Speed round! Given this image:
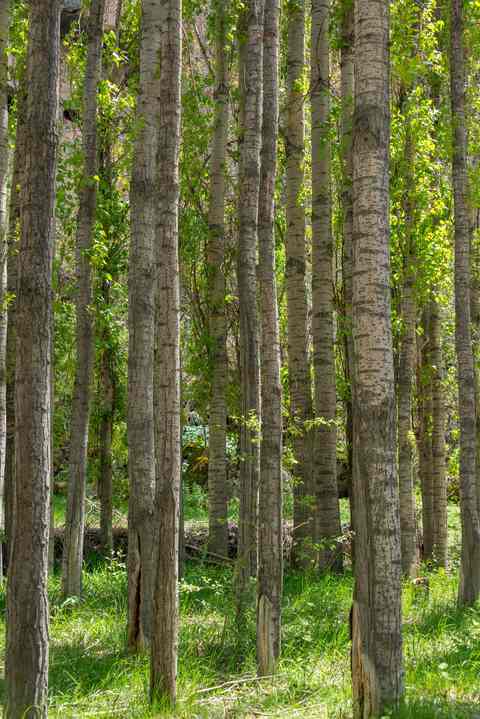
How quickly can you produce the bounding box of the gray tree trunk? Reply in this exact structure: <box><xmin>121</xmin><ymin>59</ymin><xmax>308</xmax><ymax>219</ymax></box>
<box><xmin>311</xmin><ymin>0</ymin><xmax>342</xmax><ymax>573</ymax></box>
<box><xmin>5</xmin><ymin>1</ymin><xmax>61</xmax><ymax>715</ymax></box>
<box><xmin>257</xmin><ymin>0</ymin><xmax>282</xmax><ymax>678</ymax></box>
<box><xmin>207</xmin><ymin>0</ymin><xmax>229</xmax><ymax>560</ymax></box>
<box><xmin>350</xmin><ymin>1</ymin><xmax>404</xmax><ymax>716</ymax></box>
<box><xmin>98</xmin><ymin>281</ymin><xmax>115</xmax><ymax>556</ymax></box>
<box><xmin>235</xmin><ymin>0</ymin><xmax>264</xmax><ymax>618</ymax></box>
<box><xmin>150</xmin><ymin>0</ymin><xmax>182</xmax><ymax>705</ymax></box>
<box><xmin>127</xmin><ymin>0</ymin><xmax>161</xmax><ymax>652</ymax></box>
<box><xmin>285</xmin><ymin>0</ymin><xmax>314</xmax><ymax>568</ymax></box>
<box><xmin>62</xmin><ymin>0</ymin><xmax>106</xmax><ymax>599</ymax></box>
<box><xmin>450</xmin><ymin>0</ymin><xmax>480</xmax><ymax>606</ymax></box>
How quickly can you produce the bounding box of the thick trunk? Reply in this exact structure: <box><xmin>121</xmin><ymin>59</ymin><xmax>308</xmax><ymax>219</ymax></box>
<box><xmin>207</xmin><ymin>0</ymin><xmax>229</xmax><ymax>560</ymax></box>
<box><xmin>285</xmin><ymin>0</ymin><xmax>314</xmax><ymax>568</ymax></box>
<box><xmin>150</xmin><ymin>0</ymin><xmax>182</xmax><ymax>705</ymax></box>
<box><xmin>450</xmin><ymin>0</ymin><xmax>480</xmax><ymax>606</ymax></box>
<box><xmin>127</xmin><ymin>0</ymin><xmax>161</xmax><ymax>652</ymax></box>
<box><xmin>62</xmin><ymin>0</ymin><xmax>105</xmax><ymax>598</ymax></box>
<box><xmin>311</xmin><ymin>0</ymin><xmax>342</xmax><ymax>573</ymax></box>
<box><xmin>235</xmin><ymin>0</ymin><xmax>264</xmax><ymax>617</ymax></box>
<box><xmin>257</xmin><ymin>0</ymin><xmax>282</xmax><ymax>677</ymax></box>
<box><xmin>5</xmin><ymin>1</ymin><xmax>60</xmax><ymax>715</ymax></box>
<box><xmin>397</xmin><ymin>121</ymin><xmax>418</xmax><ymax>577</ymax></box>
<box><xmin>417</xmin><ymin>311</ymin><xmax>434</xmax><ymax>561</ymax></box>
<box><xmin>351</xmin><ymin>1</ymin><xmax>404</xmax><ymax>716</ymax></box>
<box><xmin>430</xmin><ymin>297</ymin><xmax>448</xmax><ymax>567</ymax></box>
<box><xmin>0</xmin><ymin>0</ymin><xmax>10</xmax><ymax>580</ymax></box>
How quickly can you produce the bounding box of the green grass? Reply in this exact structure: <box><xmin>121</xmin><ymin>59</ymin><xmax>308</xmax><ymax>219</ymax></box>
<box><xmin>0</xmin><ymin>547</ymin><xmax>479</xmax><ymax>718</ymax></box>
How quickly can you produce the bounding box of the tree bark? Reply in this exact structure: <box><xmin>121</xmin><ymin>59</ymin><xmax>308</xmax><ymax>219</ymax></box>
<box><xmin>417</xmin><ymin>310</ymin><xmax>434</xmax><ymax>561</ymax></box>
<box><xmin>351</xmin><ymin>1</ymin><xmax>404</xmax><ymax>716</ymax></box>
<box><xmin>0</xmin><ymin>0</ymin><xmax>10</xmax><ymax>580</ymax></box>
<box><xmin>430</xmin><ymin>297</ymin><xmax>448</xmax><ymax>567</ymax></box>
<box><xmin>235</xmin><ymin>0</ymin><xmax>264</xmax><ymax>618</ymax></box>
<box><xmin>98</xmin><ymin>281</ymin><xmax>115</xmax><ymax>556</ymax></box>
<box><xmin>207</xmin><ymin>0</ymin><xmax>229</xmax><ymax>560</ymax></box>
<box><xmin>311</xmin><ymin>0</ymin><xmax>342</xmax><ymax>573</ymax></box>
<box><xmin>257</xmin><ymin>0</ymin><xmax>282</xmax><ymax>678</ymax></box>
<box><xmin>127</xmin><ymin>0</ymin><xmax>161</xmax><ymax>652</ymax></box>
<box><xmin>397</xmin><ymin>118</ymin><xmax>418</xmax><ymax>577</ymax></box>
<box><xmin>5</xmin><ymin>1</ymin><xmax>61</xmax><ymax>715</ymax></box>
<box><xmin>150</xmin><ymin>0</ymin><xmax>182</xmax><ymax>706</ymax></box>
<box><xmin>450</xmin><ymin>0</ymin><xmax>480</xmax><ymax>606</ymax></box>
<box><xmin>62</xmin><ymin>0</ymin><xmax>106</xmax><ymax>599</ymax></box>
<box><xmin>285</xmin><ymin>0</ymin><xmax>314</xmax><ymax>568</ymax></box>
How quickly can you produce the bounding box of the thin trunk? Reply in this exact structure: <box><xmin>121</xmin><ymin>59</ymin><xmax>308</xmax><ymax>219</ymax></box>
<box><xmin>311</xmin><ymin>0</ymin><xmax>342</xmax><ymax>573</ymax></box>
<box><xmin>4</xmin><ymin>80</ymin><xmax>26</xmax><ymax>573</ymax></box>
<box><xmin>285</xmin><ymin>0</ymin><xmax>314</xmax><ymax>568</ymax></box>
<box><xmin>62</xmin><ymin>0</ymin><xmax>106</xmax><ymax>598</ymax></box>
<box><xmin>235</xmin><ymin>0</ymin><xmax>264</xmax><ymax>619</ymax></box>
<box><xmin>257</xmin><ymin>0</ymin><xmax>282</xmax><ymax>677</ymax></box>
<box><xmin>127</xmin><ymin>0</ymin><xmax>161</xmax><ymax>652</ymax></box>
<box><xmin>417</xmin><ymin>310</ymin><xmax>434</xmax><ymax>561</ymax></box>
<box><xmin>450</xmin><ymin>0</ymin><xmax>480</xmax><ymax>606</ymax></box>
<box><xmin>0</xmin><ymin>0</ymin><xmax>10</xmax><ymax>580</ymax></box>
<box><xmin>98</xmin><ymin>282</ymin><xmax>115</xmax><ymax>556</ymax></box>
<box><xmin>340</xmin><ymin>0</ymin><xmax>354</xmax><ymax>523</ymax></box>
<box><xmin>430</xmin><ymin>297</ymin><xmax>448</xmax><ymax>567</ymax></box>
<box><xmin>351</xmin><ymin>1</ymin><xmax>404</xmax><ymax>716</ymax></box>
<box><xmin>397</xmin><ymin>119</ymin><xmax>418</xmax><ymax>577</ymax></box>
<box><xmin>5</xmin><ymin>1</ymin><xmax>60</xmax><ymax>715</ymax></box>
<box><xmin>150</xmin><ymin>0</ymin><xmax>182</xmax><ymax>705</ymax></box>
<box><xmin>207</xmin><ymin>0</ymin><xmax>229</xmax><ymax>560</ymax></box>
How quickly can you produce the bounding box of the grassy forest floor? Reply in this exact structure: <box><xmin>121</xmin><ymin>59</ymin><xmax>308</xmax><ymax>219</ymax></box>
<box><xmin>0</xmin><ymin>504</ymin><xmax>479</xmax><ymax>718</ymax></box>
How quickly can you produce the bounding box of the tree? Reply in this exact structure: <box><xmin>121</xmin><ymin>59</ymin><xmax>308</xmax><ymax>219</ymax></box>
<box><xmin>430</xmin><ymin>296</ymin><xmax>448</xmax><ymax>567</ymax></box>
<box><xmin>397</xmin><ymin>106</ymin><xmax>418</xmax><ymax>578</ymax></box>
<box><xmin>235</xmin><ymin>0</ymin><xmax>264</xmax><ymax>613</ymax></box>
<box><xmin>417</xmin><ymin>308</ymin><xmax>434</xmax><ymax>561</ymax></box>
<box><xmin>257</xmin><ymin>0</ymin><xmax>282</xmax><ymax>677</ymax></box>
<box><xmin>450</xmin><ymin>0</ymin><xmax>480</xmax><ymax>606</ymax></box>
<box><xmin>207</xmin><ymin>0</ymin><xmax>229</xmax><ymax>560</ymax></box>
<box><xmin>127</xmin><ymin>0</ymin><xmax>162</xmax><ymax>651</ymax></box>
<box><xmin>62</xmin><ymin>0</ymin><xmax>106</xmax><ymax>598</ymax></box>
<box><xmin>150</xmin><ymin>0</ymin><xmax>182</xmax><ymax>704</ymax></box>
<box><xmin>311</xmin><ymin>0</ymin><xmax>342</xmax><ymax>572</ymax></box>
<box><xmin>350</xmin><ymin>1</ymin><xmax>404</xmax><ymax>715</ymax></box>
<box><xmin>5</xmin><ymin>1</ymin><xmax>61</xmax><ymax>715</ymax></box>
<box><xmin>0</xmin><ymin>0</ymin><xmax>10</xmax><ymax>580</ymax></box>
<box><xmin>285</xmin><ymin>0</ymin><xmax>314</xmax><ymax>568</ymax></box>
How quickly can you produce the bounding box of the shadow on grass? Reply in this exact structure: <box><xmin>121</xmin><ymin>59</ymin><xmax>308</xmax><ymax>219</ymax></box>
<box><xmin>394</xmin><ymin>698</ymin><xmax>480</xmax><ymax>718</ymax></box>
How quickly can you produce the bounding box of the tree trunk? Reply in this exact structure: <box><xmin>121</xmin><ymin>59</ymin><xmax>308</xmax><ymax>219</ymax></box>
<box><xmin>450</xmin><ymin>0</ymin><xmax>480</xmax><ymax>606</ymax></box>
<box><xmin>351</xmin><ymin>1</ymin><xmax>404</xmax><ymax>716</ymax></box>
<box><xmin>285</xmin><ymin>0</ymin><xmax>314</xmax><ymax>568</ymax></box>
<box><xmin>311</xmin><ymin>0</ymin><xmax>342</xmax><ymax>573</ymax></box>
<box><xmin>207</xmin><ymin>0</ymin><xmax>229</xmax><ymax>560</ymax></box>
<box><xmin>127</xmin><ymin>0</ymin><xmax>161</xmax><ymax>652</ymax></box>
<box><xmin>0</xmin><ymin>0</ymin><xmax>10</xmax><ymax>580</ymax></box>
<box><xmin>4</xmin><ymin>79</ymin><xmax>26</xmax><ymax>574</ymax></box>
<box><xmin>62</xmin><ymin>0</ymin><xmax>105</xmax><ymax>599</ymax></box>
<box><xmin>235</xmin><ymin>0</ymin><xmax>264</xmax><ymax>619</ymax></box>
<box><xmin>257</xmin><ymin>0</ymin><xmax>282</xmax><ymax>678</ymax></box>
<box><xmin>397</xmin><ymin>119</ymin><xmax>418</xmax><ymax>577</ymax></box>
<box><xmin>98</xmin><ymin>281</ymin><xmax>115</xmax><ymax>556</ymax></box>
<box><xmin>150</xmin><ymin>0</ymin><xmax>182</xmax><ymax>705</ymax></box>
<box><xmin>5</xmin><ymin>1</ymin><xmax>61</xmax><ymax>715</ymax></box>
<box><xmin>340</xmin><ymin>0</ymin><xmax>354</xmax><ymax>525</ymax></box>
<box><xmin>417</xmin><ymin>310</ymin><xmax>434</xmax><ymax>561</ymax></box>
<box><xmin>430</xmin><ymin>297</ymin><xmax>448</xmax><ymax>567</ymax></box>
